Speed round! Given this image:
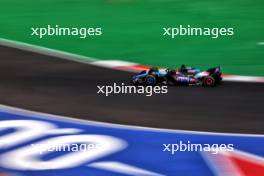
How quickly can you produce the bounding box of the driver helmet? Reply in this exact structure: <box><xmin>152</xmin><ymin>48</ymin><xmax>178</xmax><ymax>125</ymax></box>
<box><xmin>148</xmin><ymin>67</ymin><xmax>159</xmax><ymax>74</ymax></box>
<box><xmin>180</xmin><ymin>64</ymin><xmax>188</xmax><ymax>72</ymax></box>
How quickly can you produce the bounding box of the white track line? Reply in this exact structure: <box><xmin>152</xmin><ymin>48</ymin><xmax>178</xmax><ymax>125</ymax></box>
<box><xmin>0</xmin><ymin>104</ymin><xmax>263</xmax><ymax>137</ymax></box>
<box><xmin>223</xmin><ymin>75</ymin><xmax>264</xmax><ymax>83</ymax></box>
<box><xmin>0</xmin><ymin>38</ymin><xmax>97</xmax><ymax>64</ymax></box>
<box><xmin>0</xmin><ymin>38</ymin><xmax>140</xmax><ymax>72</ymax></box>
<box><xmin>0</xmin><ymin>38</ymin><xmax>264</xmax><ymax>83</ymax></box>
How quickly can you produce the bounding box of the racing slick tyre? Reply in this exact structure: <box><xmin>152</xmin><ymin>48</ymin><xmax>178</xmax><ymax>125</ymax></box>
<box><xmin>203</xmin><ymin>76</ymin><xmax>215</xmax><ymax>87</ymax></box>
<box><xmin>145</xmin><ymin>75</ymin><xmax>157</xmax><ymax>86</ymax></box>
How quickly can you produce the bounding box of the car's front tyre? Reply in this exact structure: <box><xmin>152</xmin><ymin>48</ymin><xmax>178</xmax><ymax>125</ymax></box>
<box><xmin>145</xmin><ymin>75</ymin><xmax>157</xmax><ymax>86</ymax></box>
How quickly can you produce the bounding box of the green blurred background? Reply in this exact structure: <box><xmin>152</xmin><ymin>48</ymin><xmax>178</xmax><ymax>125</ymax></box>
<box><xmin>0</xmin><ymin>0</ymin><xmax>263</xmax><ymax>75</ymax></box>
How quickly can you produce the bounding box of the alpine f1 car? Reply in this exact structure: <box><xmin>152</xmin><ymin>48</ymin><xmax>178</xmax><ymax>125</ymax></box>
<box><xmin>131</xmin><ymin>65</ymin><xmax>222</xmax><ymax>87</ymax></box>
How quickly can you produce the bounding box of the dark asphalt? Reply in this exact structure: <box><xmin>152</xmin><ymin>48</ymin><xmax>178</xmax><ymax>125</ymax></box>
<box><xmin>0</xmin><ymin>45</ymin><xmax>263</xmax><ymax>133</ymax></box>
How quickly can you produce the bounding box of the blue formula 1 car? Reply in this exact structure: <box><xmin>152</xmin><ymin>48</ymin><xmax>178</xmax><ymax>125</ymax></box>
<box><xmin>131</xmin><ymin>65</ymin><xmax>222</xmax><ymax>87</ymax></box>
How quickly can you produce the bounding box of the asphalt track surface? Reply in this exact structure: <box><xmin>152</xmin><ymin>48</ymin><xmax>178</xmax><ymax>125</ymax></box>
<box><xmin>0</xmin><ymin>45</ymin><xmax>263</xmax><ymax>134</ymax></box>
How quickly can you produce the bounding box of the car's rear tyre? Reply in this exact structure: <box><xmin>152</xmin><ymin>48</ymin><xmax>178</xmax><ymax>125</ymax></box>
<box><xmin>145</xmin><ymin>75</ymin><xmax>157</xmax><ymax>86</ymax></box>
<box><xmin>203</xmin><ymin>76</ymin><xmax>215</xmax><ymax>87</ymax></box>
